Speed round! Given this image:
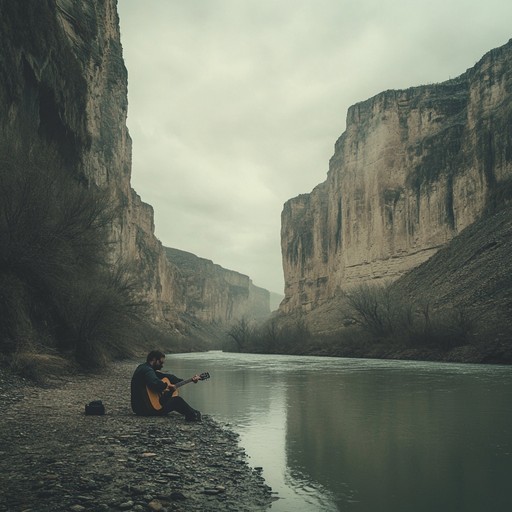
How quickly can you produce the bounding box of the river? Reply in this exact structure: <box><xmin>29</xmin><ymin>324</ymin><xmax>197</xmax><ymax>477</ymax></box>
<box><xmin>167</xmin><ymin>351</ymin><xmax>512</xmax><ymax>511</ymax></box>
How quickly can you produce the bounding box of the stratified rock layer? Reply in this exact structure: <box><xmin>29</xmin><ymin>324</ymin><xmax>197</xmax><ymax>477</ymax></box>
<box><xmin>281</xmin><ymin>40</ymin><xmax>512</xmax><ymax>315</ymax></box>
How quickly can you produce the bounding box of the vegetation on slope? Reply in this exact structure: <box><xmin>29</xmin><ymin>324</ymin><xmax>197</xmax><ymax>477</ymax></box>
<box><xmin>0</xmin><ymin>134</ymin><xmax>153</xmax><ymax>373</ymax></box>
<box><xmin>232</xmin><ymin>200</ymin><xmax>512</xmax><ymax>364</ymax></box>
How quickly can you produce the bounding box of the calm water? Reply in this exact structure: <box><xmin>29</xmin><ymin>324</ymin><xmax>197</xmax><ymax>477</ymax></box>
<box><xmin>167</xmin><ymin>352</ymin><xmax>512</xmax><ymax>511</ymax></box>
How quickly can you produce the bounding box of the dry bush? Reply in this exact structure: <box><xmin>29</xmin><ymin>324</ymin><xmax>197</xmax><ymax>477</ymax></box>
<box><xmin>227</xmin><ymin>317</ymin><xmax>254</xmax><ymax>352</ymax></box>
<box><xmin>343</xmin><ymin>283</ymin><xmax>476</xmax><ymax>350</ymax></box>
<box><xmin>10</xmin><ymin>351</ymin><xmax>74</xmax><ymax>385</ymax></box>
<box><xmin>343</xmin><ymin>282</ymin><xmax>414</xmax><ymax>338</ymax></box>
<box><xmin>0</xmin><ymin>131</ymin><xmax>150</xmax><ymax>369</ymax></box>
<box><xmin>60</xmin><ymin>263</ymin><xmax>149</xmax><ymax>367</ymax></box>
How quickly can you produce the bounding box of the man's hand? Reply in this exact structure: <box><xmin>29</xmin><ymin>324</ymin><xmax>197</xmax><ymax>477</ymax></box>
<box><xmin>192</xmin><ymin>374</ymin><xmax>200</xmax><ymax>383</ymax></box>
<box><xmin>163</xmin><ymin>382</ymin><xmax>176</xmax><ymax>393</ymax></box>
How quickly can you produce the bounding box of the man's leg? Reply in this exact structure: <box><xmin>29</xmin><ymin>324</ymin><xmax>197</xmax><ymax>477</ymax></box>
<box><xmin>162</xmin><ymin>396</ymin><xmax>201</xmax><ymax>421</ymax></box>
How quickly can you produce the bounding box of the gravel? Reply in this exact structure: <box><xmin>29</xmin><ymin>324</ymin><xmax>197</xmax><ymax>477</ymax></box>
<box><xmin>0</xmin><ymin>362</ymin><xmax>275</xmax><ymax>512</ymax></box>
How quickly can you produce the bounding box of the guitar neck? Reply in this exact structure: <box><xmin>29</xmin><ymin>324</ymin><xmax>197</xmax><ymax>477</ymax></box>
<box><xmin>165</xmin><ymin>372</ymin><xmax>209</xmax><ymax>391</ymax></box>
<box><xmin>174</xmin><ymin>377</ymin><xmax>195</xmax><ymax>389</ymax></box>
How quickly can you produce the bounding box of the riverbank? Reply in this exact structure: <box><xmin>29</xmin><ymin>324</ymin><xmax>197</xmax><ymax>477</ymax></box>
<box><xmin>299</xmin><ymin>339</ymin><xmax>512</xmax><ymax>365</ymax></box>
<box><xmin>0</xmin><ymin>362</ymin><xmax>275</xmax><ymax>512</ymax></box>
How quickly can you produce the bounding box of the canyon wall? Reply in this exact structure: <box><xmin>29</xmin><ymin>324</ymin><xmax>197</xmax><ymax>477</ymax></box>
<box><xmin>281</xmin><ymin>39</ymin><xmax>512</xmax><ymax>315</ymax></box>
<box><xmin>0</xmin><ymin>0</ymin><xmax>268</xmax><ymax>334</ymax></box>
<box><xmin>165</xmin><ymin>248</ymin><xmax>270</xmax><ymax>324</ymax></box>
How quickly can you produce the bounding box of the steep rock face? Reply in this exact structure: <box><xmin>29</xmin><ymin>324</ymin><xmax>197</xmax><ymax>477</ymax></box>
<box><xmin>54</xmin><ymin>0</ymin><xmax>187</xmax><ymax>323</ymax></box>
<box><xmin>0</xmin><ymin>0</ymin><xmax>269</xmax><ymax>332</ymax></box>
<box><xmin>165</xmin><ymin>248</ymin><xmax>270</xmax><ymax>324</ymax></box>
<box><xmin>281</xmin><ymin>40</ymin><xmax>512</xmax><ymax>315</ymax></box>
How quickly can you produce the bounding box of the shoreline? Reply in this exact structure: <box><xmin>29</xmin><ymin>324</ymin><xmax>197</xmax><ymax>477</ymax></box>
<box><xmin>0</xmin><ymin>362</ymin><xmax>275</xmax><ymax>512</ymax></box>
<box><xmin>293</xmin><ymin>339</ymin><xmax>512</xmax><ymax>365</ymax></box>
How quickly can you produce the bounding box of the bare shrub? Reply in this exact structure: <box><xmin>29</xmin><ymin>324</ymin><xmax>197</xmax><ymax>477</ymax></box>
<box><xmin>343</xmin><ymin>282</ymin><xmax>414</xmax><ymax>338</ymax></box>
<box><xmin>279</xmin><ymin>314</ymin><xmax>311</xmax><ymax>353</ymax></box>
<box><xmin>253</xmin><ymin>314</ymin><xmax>311</xmax><ymax>354</ymax></box>
<box><xmin>343</xmin><ymin>283</ymin><xmax>476</xmax><ymax>351</ymax></box>
<box><xmin>411</xmin><ymin>305</ymin><xmax>475</xmax><ymax>349</ymax></box>
<box><xmin>59</xmin><ymin>262</ymin><xmax>149</xmax><ymax>367</ymax></box>
<box><xmin>227</xmin><ymin>317</ymin><xmax>254</xmax><ymax>352</ymax></box>
<box><xmin>0</xmin><ymin>132</ymin><xmax>149</xmax><ymax>369</ymax></box>
<box><xmin>246</xmin><ymin>317</ymin><xmax>282</xmax><ymax>353</ymax></box>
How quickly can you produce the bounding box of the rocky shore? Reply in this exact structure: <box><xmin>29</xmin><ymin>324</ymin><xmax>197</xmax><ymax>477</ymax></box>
<box><xmin>0</xmin><ymin>362</ymin><xmax>275</xmax><ymax>512</ymax></box>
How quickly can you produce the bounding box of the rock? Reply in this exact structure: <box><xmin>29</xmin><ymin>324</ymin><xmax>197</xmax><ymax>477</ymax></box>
<box><xmin>203</xmin><ymin>488</ymin><xmax>221</xmax><ymax>495</ymax></box>
<box><xmin>170</xmin><ymin>491</ymin><xmax>187</xmax><ymax>501</ymax></box>
<box><xmin>118</xmin><ymin>500</ymin><xmax>134</xmax><ymax>510</ymax></box>
<box><xmin>147</xmin><ymin>500</ymin><xmax>163</xmax><ymax>511</ymax></box>
<box><xmin>126</xmin><ymin>485</ymin><xmax>146</xmax><ymax>495</ymax></box>
<box><xmin>162</xmin><ymin>472</ymin><xmax>180</xmax><ymax>480</ymax></box>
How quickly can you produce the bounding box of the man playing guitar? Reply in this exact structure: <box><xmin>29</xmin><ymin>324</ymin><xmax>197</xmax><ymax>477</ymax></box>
<box><xmin>131</xmin><ymin>350</ymin><xmax>203</xmax><ymax>421</ymax></box>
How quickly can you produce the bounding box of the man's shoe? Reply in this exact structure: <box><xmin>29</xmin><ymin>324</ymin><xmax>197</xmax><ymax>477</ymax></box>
<box><xmin>186</xmin><ymin>410</ymin><xmax>202</xmax><ymax>422</ymax></box>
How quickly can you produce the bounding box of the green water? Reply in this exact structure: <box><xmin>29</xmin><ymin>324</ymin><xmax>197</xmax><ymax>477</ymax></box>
<box><xmin>168</xmin><ymin>352</ymin><xmax>512</xmax><ymax>511</ymax></box>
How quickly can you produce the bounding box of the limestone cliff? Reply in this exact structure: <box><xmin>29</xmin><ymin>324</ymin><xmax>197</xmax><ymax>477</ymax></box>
<box><xmin>0</xmin><ymin>0</ymin><xmax>269</xmax><ymax>336</ymax></box>
<box><xmin>165</xmin><ymin>248</ymin><xmax>270</xmax><ymax>324</ymax></box>
<box><xmin>281</xmin><ymin>39</ymin><xmax>512</xmax><ymax>317</ymax></box>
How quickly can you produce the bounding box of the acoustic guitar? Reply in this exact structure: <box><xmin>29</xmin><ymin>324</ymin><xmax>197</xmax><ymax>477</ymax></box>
<box><xmin>146</xmin><ymin>372</ymin><xmax>210</xmax><ymax>411</ymax></box>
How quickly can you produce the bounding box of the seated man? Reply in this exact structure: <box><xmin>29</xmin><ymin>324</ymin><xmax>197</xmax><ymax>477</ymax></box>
<box><xmin>130</xmin><ymin>350</ymin><xmax>202</xmax><ymax>421</ymax></box>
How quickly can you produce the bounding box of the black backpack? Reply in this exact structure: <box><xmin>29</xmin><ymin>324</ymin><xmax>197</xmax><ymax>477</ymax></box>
<box><xmin>85</xmin><ymin>400</ymin><xmax>105</xmax><ymax>415</ymax></box>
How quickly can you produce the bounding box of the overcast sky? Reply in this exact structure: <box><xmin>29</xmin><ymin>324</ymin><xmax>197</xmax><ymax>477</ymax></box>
<box><xmin>117</xmin><ymin>0</ymin><xmax>511</xmax><ymax>294</ymax></box>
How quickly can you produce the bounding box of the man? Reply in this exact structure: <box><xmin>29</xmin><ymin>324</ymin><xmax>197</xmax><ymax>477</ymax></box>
<box><xmin>131</xmin><ymin>350</ymin><xmax>202</xmax><ymax>421</ymax></box>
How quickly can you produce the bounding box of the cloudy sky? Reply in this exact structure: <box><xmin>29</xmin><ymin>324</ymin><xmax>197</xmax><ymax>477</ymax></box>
<box><xmin>117</xmin><ymin>0</ymin><xmax>511</xmax><ymax>294</ymax></box>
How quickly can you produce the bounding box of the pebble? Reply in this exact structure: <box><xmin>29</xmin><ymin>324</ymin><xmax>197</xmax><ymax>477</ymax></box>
<box><xmin>147</xmin><ymin>500</ymin><xmax>164</xmax><ymax>511</ymax></box>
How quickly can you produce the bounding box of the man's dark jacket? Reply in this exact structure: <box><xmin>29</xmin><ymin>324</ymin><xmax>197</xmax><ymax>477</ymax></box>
<box><xmin>130</xmin><ymin>362</ymin><xmax>182</xmax><ymax>416</ymax></box>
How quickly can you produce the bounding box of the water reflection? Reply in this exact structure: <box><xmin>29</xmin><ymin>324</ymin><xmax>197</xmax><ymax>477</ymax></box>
<box><xmin>169</xmin><ymin>352</ymin><xmax>512</xmax><ymax>511</ymax></box>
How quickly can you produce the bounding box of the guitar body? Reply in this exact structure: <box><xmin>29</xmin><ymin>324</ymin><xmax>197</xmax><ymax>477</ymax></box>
<box><xmin>146</xmin><ymin>372</ymin><xmax>210</xmax><ymax>412</ymax></box>
<box><xmin>146</xmin><ymin>377</ymin><xmax>177</xmax><ymax>411</ymax></box>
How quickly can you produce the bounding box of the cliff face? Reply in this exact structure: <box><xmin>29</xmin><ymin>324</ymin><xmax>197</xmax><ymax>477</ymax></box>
<box><xmin>1</xmin><ymin>0</ymin><xmax>184</xmax><ymax>324</ymax></box>
<box><xmin>281</xmin><ymin>40</ymin><xmax>512</xmax><ymax>315</ymax></box>
<box><xmin>0</xmin><ymin>0</ymin><xmax>269</xmax><ymax>334</ymax></box>
<box><xmin>165</xmin><ymin>248</ymin><xmax>270</xmax><ymax>324</ymax></box>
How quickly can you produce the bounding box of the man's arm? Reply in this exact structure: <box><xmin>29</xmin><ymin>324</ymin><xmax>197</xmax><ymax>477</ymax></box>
<box><xmin>143</xmin><ymin>366</ymin><xmax>168</xmax><ymax>392</ymax></box>
<box><xmin>155</xmin><ymin>370</ymin><xmax>182</xmax><ymax>385</ymax></box>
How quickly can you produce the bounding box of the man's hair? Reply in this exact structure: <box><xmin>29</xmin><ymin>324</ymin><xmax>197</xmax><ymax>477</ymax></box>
<box><xmin>146</xmin><ymin>350</ymin><xmax>165</xmax><ymax>363</ymax></box>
